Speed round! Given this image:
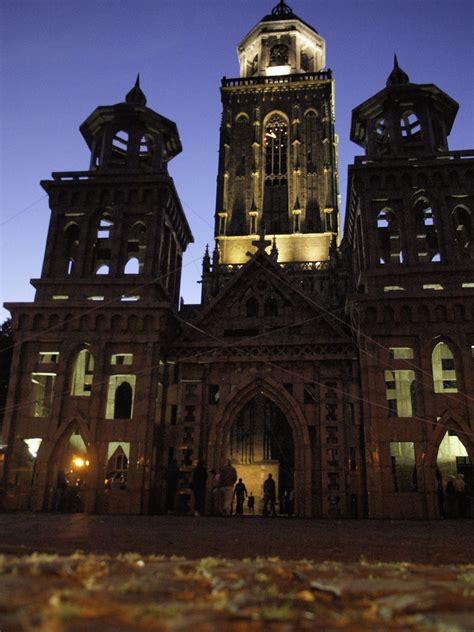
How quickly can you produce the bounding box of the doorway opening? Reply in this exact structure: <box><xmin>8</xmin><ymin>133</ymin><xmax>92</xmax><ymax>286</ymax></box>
<box><xmin>226</xmin><ymin>394</ymin><xmax>294</xmax><ymax>515</ymax></box>
<box><xmin>436</xmin><ymin>430</ymin><xmax>472</xmax><ymax>518</ymax></box>
<box><xmin>51</xmin><ymin>431</ymin><xmax>90</xmax><ymax>512</ymax></box>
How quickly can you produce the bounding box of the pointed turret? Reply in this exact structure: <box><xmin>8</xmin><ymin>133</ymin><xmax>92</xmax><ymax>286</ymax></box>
<box><xmin>80</xmin><ymin>78</ymin><xmax>182</xmax><ymax>172</ymax></box>
<box><xmin>386</xmin><ymin>55</ymin><xmax>410</xmax><ymax>87</ymax></box>
<box><xmin>125</xmin><ymin>74</ymin><xmax>147</xmax><ymax>106</ymax></box>
<box><xmin>351</xmin><ymin>58</ymin><xmax>458</xmax><ymax>158</ymax></box>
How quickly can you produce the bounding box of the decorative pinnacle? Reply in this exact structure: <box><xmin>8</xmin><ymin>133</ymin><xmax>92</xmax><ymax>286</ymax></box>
<box><xmin>125</xmin><ymin>73</ymin><xmax>147</xmax><ymax>106</ymax></box>
<box><xmin>386</xmin><ymin>54</ymin><xmax>409</xmax><ymax>87</ymax></box>
<box><xmin>272</xmin><ymin>0</ymin><xmax>293</xmax><ymax>17</ymax></box>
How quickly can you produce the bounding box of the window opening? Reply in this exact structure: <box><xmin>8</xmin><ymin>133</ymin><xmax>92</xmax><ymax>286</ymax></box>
<box><xmin>414</xmin><ymin>199</ymin><xmax>439</xmax><ymax>262</ymax></box>
<box><xmin>124</xmin><ymin>257</ymin><xmax>139</xmax><ymax>274</ymax></box>
<box><xmin>384</xmin><ymin>369</ymin><xmax>416</xmax><ymax>417</ymax></box>
<box><xmin>263</xmin><ymin>113</ymin><xmax>289</xmax><ymax>232</ymax></box>
<box><xmin>125</xmin><ymin>222</ymin><xmax>146</xmax><ymax>273</ymax></box>
<box><xmin>71</xmin><ymin>349</ymin><xmax>94</xmax><ymax>396</ymax></box>
<box><xmin>400</xmin><ymin>111</ymin><xmax>421</xmax><ymax>139</ymax></box>
<box><xmin>208</xmin><ymin>384</ymin><xmax>220</xmax><ymax>404</ymax></box>
<box><xmin>106</xmin><ymin>375</ymin><xmax>135</xmax><ymax>419</ymax></box>
<box><xmin>432</xmin><ymin>342</ymin><xmax>458</xmax><ymax>393</ymax></box>
<box><xmin>64</xmin><ymin>223</ymin><xmax>79</xmax><ymax>275</ymax></box>
<box><xmin>376</xmin><ymin>209</ymin><xmax>402</xmax><ymax>264</ymax></box>
<box><xmin>389</xmin><ymin>347</ymin><xmax>414</xmax><ymax>360</ymax></box>
<box><xmin>423</xmin><ymin>284</ymin><xmax>444</xmax><ymax>290</ymax></box>
<box><xmin>111</xmin><ymin>353</ymin><xmax>133</xmax><ymax>366</ymax></box>
<box><xmin>38</xmin><ymin>352</ymin><xmax>59</xmax><ymax>364</ymax></box>
<box><xmin>31</xmin><ymin>373</ymin><xmax>56</xmax><ymax>417</ymax></box>
<box><xmin>105</xmin><ymin>442</ymin><xmax>130</xmax><ymax>490</ymax></box>
<box><xmin>453</xmin><ymin>206</ymin><xmax>472</xmax><ymax>255</ymax></box>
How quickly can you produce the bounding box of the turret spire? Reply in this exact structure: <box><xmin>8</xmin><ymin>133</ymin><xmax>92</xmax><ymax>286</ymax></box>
<box><xmin>386</xmin><ymin>54</ymin><xmax>410</xmax><ymax>87</ymax></box>
<box><xmin>126</xmin><ymin>74</ymin><xmax>147</xmax><ymax>106</ymax></box>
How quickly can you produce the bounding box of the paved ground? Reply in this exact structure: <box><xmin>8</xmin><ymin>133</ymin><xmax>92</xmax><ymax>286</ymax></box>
<box><xmin>0</xmin><ymin>513</ymin><xmax>473</xmax><ymax>563</ymax></box>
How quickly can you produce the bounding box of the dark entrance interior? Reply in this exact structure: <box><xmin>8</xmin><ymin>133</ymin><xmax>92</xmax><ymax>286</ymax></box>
<box><xmin>227</xmin><ymin>394</ymin><xmax>294</xmax><ymax>514</ymax></box>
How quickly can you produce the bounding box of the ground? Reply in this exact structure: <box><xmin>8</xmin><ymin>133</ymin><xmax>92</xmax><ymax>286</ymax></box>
<box><xmin>0</xmin><ymin>514</ymin><xmax>473</xmax><ymax>631</ymax></box>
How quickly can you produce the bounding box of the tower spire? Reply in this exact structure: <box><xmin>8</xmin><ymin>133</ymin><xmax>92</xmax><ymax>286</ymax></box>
<box><xmin>125</xmin><ymin>73</ymin><xmax>147</xmax><ymax>106</ymax></box>
<box><xmin>386</xmin><ymin>54</ymin><xmax>409</xmax><ymax>87</ymax></box>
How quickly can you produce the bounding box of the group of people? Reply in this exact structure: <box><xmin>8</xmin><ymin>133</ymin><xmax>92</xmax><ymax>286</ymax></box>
<box><xmin>437</xmin><ymin>471</ymin><xmax>470</xmax><ymax>518</ymax></box>
<box><xmin>213</xmin><ymin>464</ymin><xmax>278</xmax><ymax>517</ymax></box>
<box><xmin>164</xmin><ymin>459</ymin><xmax>287</xmax><ymax>517</ymax></box>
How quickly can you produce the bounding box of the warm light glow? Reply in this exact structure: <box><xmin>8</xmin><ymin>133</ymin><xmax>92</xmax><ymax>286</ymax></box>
<box><xmin>266</xmin><ymin>65</ymin><xmax>291</xmax><ymax>76</ymax></box>
<box><xmin>216</xmin><ymin>233</ymin><xmax>332</xmax><ymax>265</ymax></box>
<box><xmin>72</xmin><ymin>456</ymin><xmax>87</xmax><ymax>468</ymax></box>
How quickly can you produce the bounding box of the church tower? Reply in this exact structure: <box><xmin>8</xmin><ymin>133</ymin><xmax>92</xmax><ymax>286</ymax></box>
<box><xmin>203</xmin><ymin>1</ymin><xmax>340</xmax><ymax>300</ymax></box>
<box><xmin>345</xmin><ymin>58</ymin><xmax>474</xmax><ymax>519</ymax></box>
<box><xmin>1</xmin><ymin>80</ymin><xmax>193</xmax><ymax>513</ymax></box>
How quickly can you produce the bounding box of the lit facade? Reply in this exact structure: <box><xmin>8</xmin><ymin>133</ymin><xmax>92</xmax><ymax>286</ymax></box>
<box><xmin>1</xmin><ymin>2</ymin><xmax>473</xmax><ymax>518</ymax></box>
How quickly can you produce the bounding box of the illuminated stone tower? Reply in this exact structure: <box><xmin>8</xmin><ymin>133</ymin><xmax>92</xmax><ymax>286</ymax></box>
<box><xmin>1</xmin><ymin>79</ymin><xmax>193</xmax><ymax>513</ymax></box>
<box><xmin>203</xmin><ymin>1</ymin><xmax>340</xmax><ymax>300</ymax></box>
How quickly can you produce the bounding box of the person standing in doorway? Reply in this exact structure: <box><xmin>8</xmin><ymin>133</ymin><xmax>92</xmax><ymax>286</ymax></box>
<box><xmin>263</xmin><ymin>473</ymin><xmax>277</xmax><ymax>516</ymax></box>
<box><xmin>454</xmin><ymin>473</ymin><xmax>468</xmax><ymax>518</ymax></box>
<box><xmin>219</xmin><ymin>460</ymin><xmax>237</xmax><ymax>516</ymax></box>
<box><xmin>233</xmin><ymin>478</ymin><xmax>248</xmax><ymax>516</ymax></box>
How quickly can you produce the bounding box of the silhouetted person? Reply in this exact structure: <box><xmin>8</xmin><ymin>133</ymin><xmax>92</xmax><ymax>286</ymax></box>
<box><xmin>263</xmin><ymin>473</ymin><xmax>276</xmax><ymax>516</ymax></box>
<box><xmin>454</xmin><ymin>473</ymin><xmax>468</xmax><ymax>518</ymax></box>
<box><xmin>192</xmin><ymin>460</ymin><xmax>208</xmax><ymax>516</ymax></box>
<box><xmin>165</xmin><ymin>459</ymin><xmax>180</xmax><ymax>513</ymax></box>
<box><xmin>219</xmin><ymin>460</ymin><xmax>237</xmax><ymax>516</ymax></box>
<box><xmin>248</xmin><ymin>492</ymin><xmax>255</xmax><ymax>514</ymax></box>
<box><xmin>445</xmin><ymin>475</ymin><xmax>456</xmax><ymax>518</ymax></box>
<box><xmin>233</xmin><ymin>478</ymin><xmax>248</xmax><ymax>515</ymax></box>
<box><xmin>54</xmin><ymin>468</ymin><xmax>69</xmax><ymax>511</ymax></box>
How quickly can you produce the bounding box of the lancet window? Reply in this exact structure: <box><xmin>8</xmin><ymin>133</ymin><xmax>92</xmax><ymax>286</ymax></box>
<box><xmin>71</xmin><ymin>349</ymin><xmax>94</xmax><ymax>397</ymax></box>
<box><xmin>432</xmin><ymin>342</ymin><xmax>458</xmax><ymax>393</ymax></box>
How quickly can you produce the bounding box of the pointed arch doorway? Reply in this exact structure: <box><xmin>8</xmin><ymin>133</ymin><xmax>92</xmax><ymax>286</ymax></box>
<box><xmin>226</xmin><ymin>393</ymin><xmax>295</xmax><ymax>515</ymax></box>
<box><xmin>436</xmin><ymin>430</ymin><xmax>472</xmax><ymax>518</ymax></box>
<box><xmin>47</xmin><ymin>429</ymin><xmax>91</xmax><ymax>512</ymax></box>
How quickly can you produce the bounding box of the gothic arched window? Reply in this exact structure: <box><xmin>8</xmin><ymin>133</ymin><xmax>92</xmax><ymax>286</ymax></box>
<box><xmin>376</xmin><ymin>208</ymin><xmax>402</xmax><ymax>264</ymax></box>
<box><xmin>452</xmin><ymin>205</ymin><xmax>472</xmax><ymax>256</ymax></box>
<box><xmin>94</xmin><ymin>213</ymin><xmax>113</xmax><ymax>274</ymax></box>
<box><xmin>265</xmin><ymin>114</ymin><xmax>288</xmax><ymax>181</ymax></box>
<box><xmin>114</xmin><ymin>382</ymin><xmax>133</xmax><ymax>419</ymax></box>
<box><xmin>71</xmin><ymin>349</ymin><xmax>94</xmax><ymax>397</ymax></box>
<box><xmin>64</xmin><ymin>222</ymin><xmax>80</xmax><ymax>275</ymax></box>
<box><xmin>106</xmin><ymin>376</ymin><xmax>136</xmax><ymax>419</ymax></box>
<box><xmin>432</xmin><ymin>342</ymin><xmax>458</xmax><ymax>393</ymax></box>
<box><xmin>125</xmin><ymin>221</ymin><xmax>146</xmax><ymax>274</ymax></box>
<box><xmin>263</xmin><ymin>114</ymin><xmax>289</xmax><ymax>232</ymax></box>
<box><xmin>414</xmin><ymin>199</ymin><xmax>440</xmax><ymax>262</ymax></box>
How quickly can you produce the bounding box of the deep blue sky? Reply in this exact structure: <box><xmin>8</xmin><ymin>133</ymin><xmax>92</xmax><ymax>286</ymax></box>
<box><xmin>1</xmin><ymin>0</ymin><xmax>473</xmax><ymax>320</ymax></box>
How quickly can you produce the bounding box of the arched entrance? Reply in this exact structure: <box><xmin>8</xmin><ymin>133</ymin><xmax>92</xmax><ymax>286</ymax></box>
<box><xmin>436</xmin><ymin>430</ymin><xmax>472</xmax><ymax>518</ymax></box>
<box><xmin>47</xmin><ymin>430</ymin><xmax>91</xmax><ymax>512</ymax></box>
<box><xmin>209</xmin><ymin>377</ymin><xmax>312</xmax><ymax>516</ymax></box>
<box><xmin>227</xmin><ymin>394</ymin><xmax>294</xmax><ymax>515</ymax></box>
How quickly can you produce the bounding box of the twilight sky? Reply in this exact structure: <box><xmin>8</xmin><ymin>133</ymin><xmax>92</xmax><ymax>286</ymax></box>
<box><xmin>1</xmin><ymin>0</ymin><xmax>473</xmax><ymax>321</ymax></box>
